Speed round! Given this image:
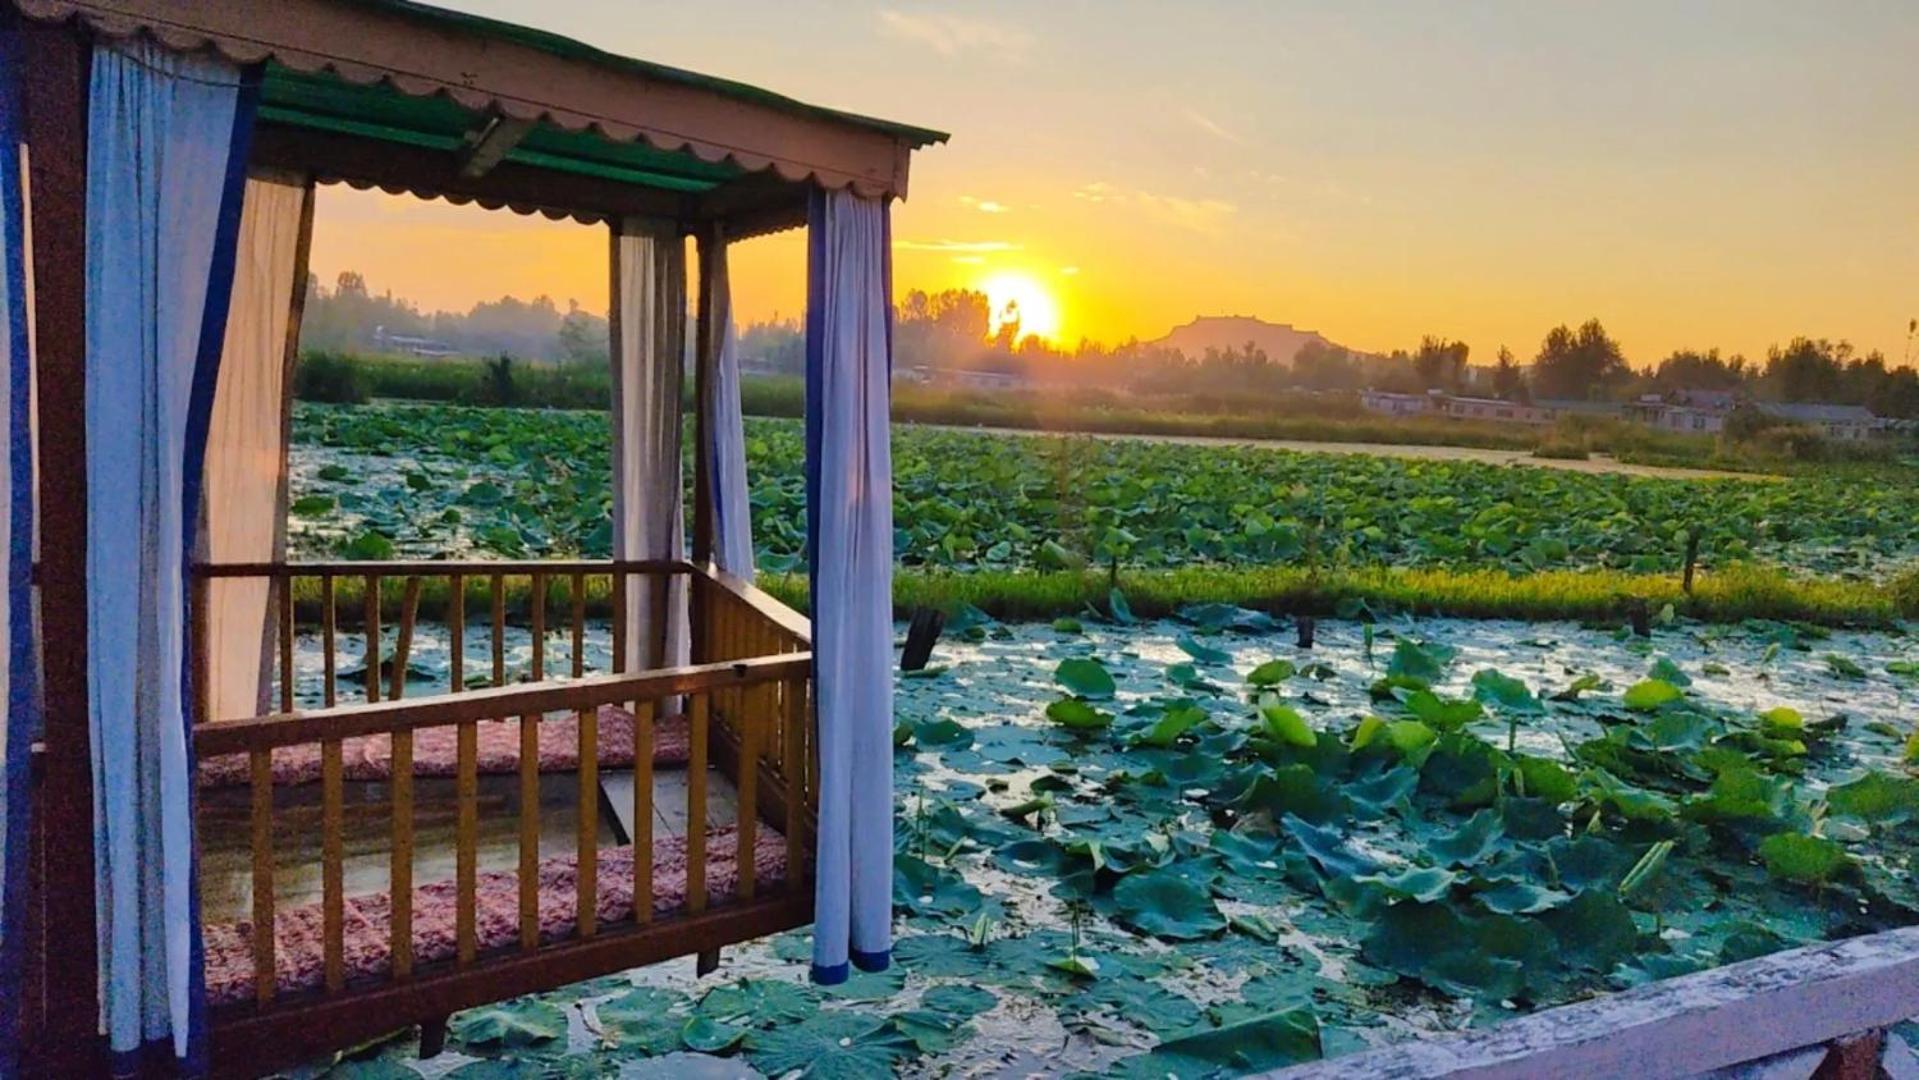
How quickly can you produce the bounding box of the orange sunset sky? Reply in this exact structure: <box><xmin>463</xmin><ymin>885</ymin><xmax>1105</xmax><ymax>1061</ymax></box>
<box><xmin>307</xmin><ymin>1</ymin><xmax>1919</xmax><ymax>364</ymax></box>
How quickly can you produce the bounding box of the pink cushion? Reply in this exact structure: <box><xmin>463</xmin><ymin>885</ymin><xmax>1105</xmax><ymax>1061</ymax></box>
<box><xmin>198</xmin><ymin>705</ymin><xmax>690</xmax><ymax>788</ymax></box>
<box><xmin>202</xmin><ymin>824</ymin><xmax>787</xmax><ymax>1008</ymax></box>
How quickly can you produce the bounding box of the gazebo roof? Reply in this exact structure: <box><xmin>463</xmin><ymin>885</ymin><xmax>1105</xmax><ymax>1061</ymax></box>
<box><xmin>18</xmin><ymin>0</ymin><xmax>947</xmax><ymax>223</ymax></box>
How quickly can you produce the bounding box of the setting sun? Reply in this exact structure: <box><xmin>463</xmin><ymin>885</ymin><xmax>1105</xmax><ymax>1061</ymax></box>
<box><xmin>978</xmin><ymin>271</ymin><xmax>1062</xmax><ymax>343</ymax></box>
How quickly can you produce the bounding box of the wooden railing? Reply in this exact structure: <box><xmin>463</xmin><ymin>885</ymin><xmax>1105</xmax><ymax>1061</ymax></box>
<box><xmin>190</xmin><ymin>558</ymin><xmax>696</xmax><ymax>717</ymax></box>
<box><xmin>1263</xmin><ymin>925</ymin><xmax>1919</xmax><ymax>1080</ymax></box>
<box><xmin>186</xmin><ymin>559</ymin><xmax>817</xmax><ymax>1073</ymax></box>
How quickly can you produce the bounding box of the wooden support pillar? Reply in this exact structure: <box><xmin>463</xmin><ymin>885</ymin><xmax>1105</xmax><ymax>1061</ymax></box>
<box><xmin>21</xmin><ymin>18</ymin><xmax>101</xmax><ymax>1074</ymax></box>
<box><xmin>691</xmin><ymin>225</ymin><xmax>721</xmax><ymax>569</ymax></box>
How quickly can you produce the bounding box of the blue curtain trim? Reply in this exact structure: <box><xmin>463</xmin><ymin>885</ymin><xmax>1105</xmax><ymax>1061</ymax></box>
<box><xmin>170</xmin><ymin>62</ymin><xmax>261</xmax><ymax>1075</ymax></box>
<box><xmin>851</xmin><ymin>948</ymin><xmax>891</xmax><ymax>974</ymax></box>
<box><xmin>0</xmin><ymin>15</ymin><xmax>36</xmax><ymax>1080</ymax></box>
<box><xmin>809</xmin><ymin>961</ymin><xmax>850</xmax><ymax>986</ymax></box>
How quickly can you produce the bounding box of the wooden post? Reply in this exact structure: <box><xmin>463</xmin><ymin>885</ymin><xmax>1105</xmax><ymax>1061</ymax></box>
<box><xmin>1682</xmin><ymin>530</ymin><xmax>1700</xmax><ymax>596</ymax></box>
<box><xmin>1296</xmin><ymin>616</ymin><xmax>1316</xmax><ymax>650</ymax></box>
<box><xmin>691</xmin><ymin>226</ymin><xmax>720</xmax><ymax>567</ymax></box>
<box><xmin>22</xmin><ymin>21</ymin><xmax>101</xmax><ymax>1072</ymax></box>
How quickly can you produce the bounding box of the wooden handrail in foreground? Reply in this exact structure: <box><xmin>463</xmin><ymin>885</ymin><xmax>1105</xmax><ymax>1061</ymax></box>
<box><xmin>193</xmin><ymin>653</ymin><xmax>812</xmax><ymax>754</ymax></box>
<box><xmin>1264</xmin><ymin>925</ymin><xmax>1919</xmax><ymax>1080</ymax></box>
<box><xmin>695</xmin><ymin>561</ymin><xmax>811</xmax><ymax>645</ymax></box>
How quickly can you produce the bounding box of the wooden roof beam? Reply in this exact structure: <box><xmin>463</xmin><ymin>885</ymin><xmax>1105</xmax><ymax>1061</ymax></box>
<box><xmin>249</xmin><ymin>123</ymin><xmax>692</xmax><ymax>224</ymax></box>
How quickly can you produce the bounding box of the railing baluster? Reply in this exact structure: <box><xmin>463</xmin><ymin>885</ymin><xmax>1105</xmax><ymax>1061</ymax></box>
<box><xmin>391</xmin><ymin>730</ymin><xmax>414</xmax><ymax>981</ymax></box>
<box><xmin>190</xmin><ymin>572</ymin><xmax>209</xmax><ymax>724</ymax></box>
<box><xmin>448</xmin><ymin>572</ymin><xmax>465</xmax><ymax>695</ymax></box>
<box><xmin>249</xmin><ymin>748</ymin><xmax>275</xmax><ymax>1005</ymax></box>
<box><xmin>571</xmin><ymin>570</ymin><xmax>586</xmax><ymax>679</ymax></box>
<box><xmin>577</xmin><ymin>705</ymin><xmax>597</xmax><ymax>937</ymax></box>
<box><xmin>632</xmin><ymin>698</ymin><xmax>653</xmax><ymax>925</ymax></box>
<box><xmin>519</xmin><ymin>712</ymin><xmax>539</xmax><ymax>951</ymax></box>
<box><xmin>363</xmin><ymin>574</ymin><xmax>381</xmax><ymax>705</ymax></box>
<box><xmin>611</xmin><ymin>569</ymin><xmax>628</xmax><ymax>675</ymax></box>
<box><xmin>530</xmin><ymin>571</ymin><xmax>547</xmax><ymax>681</ymax></box>
<box><xmin>491</xmin><ymin>572</ymin><xmax>506</xmax><ymax>687</ymax></box>
<box><xmin>321</xmin><ymin>573</ymin><xmax>337</xmax><ymax>708</ymax></box>
<box><xmin>688</xmin><ymin>691</ymin><xmax>709</xmax><ymax>916</ymax></box>
<box><xmin>278</xmin><ymin>571</ymin><xmax>295</xmax><ymax>713</ymax></box>
<box><xmin>322</xmin><ymin>738</ymin><xmax>345</xmax><ymax>992</ymax></box>
<box><xmin>389</xmin><ymin>576</ymin><xmax>422</xmax><ymax>701</ymax></box>
<box><xmin>737</xmin><ymin>682</ymin><xmax>758</xmax><ymax>902</ymax></box>
<box><xmin>456</xmin><ymin>721</ymin><xmax>478</xmax><ymax>966</ymax></box>
<box><xmin>783</xmin><ymin>676</ymin><xmax>805</xmax><ymax>893</ymax></box>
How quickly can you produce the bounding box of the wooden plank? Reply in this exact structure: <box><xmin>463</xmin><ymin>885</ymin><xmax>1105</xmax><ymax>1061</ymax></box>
<box><xmin>363</xmin><ymin>574</ymin><xmax>381</xmax><ymax>705</ymax></box>
<box><xmin>191</xmin><ymin>574</ymin><xmax>210</xmax><ymax>723</ymax></box>
<box><xmin>530</xmin><ymin>571</ymin><xmax>546</xmax><ymax>681</ymax></box>
<box><xmin>320</xmin><ymin>573</ymin><xmax>337</xmax><ymax>707</ymax></box>
<box><xmin>687</xmin><ymin>693</ymin><xmax>709</xmax><ymax>915</ymax></box>
<box><xmin>571</xmin><ymin>570</ymin><xmax>586</xmax><ymax>678</ymax></box>
<box><xmin>456</xmin><ymin>722</ymin><xmax>478</xmax><ymax>965</ymax></box>
<box><xmin>633</xmin><ymin>700</ymin><xmax>654</xmax><ymax>925</ymax></box>
<box><xmin>249</xmin><ymin>750</ymin><xmax>276</xmax><ymax>1005</ymax></box>
<box><xmin>490</xmin><ymin>573</ymin><xmax>506</xmax><ymax>686</ymax></box>
<box><xmin>610</xmin><ymin>569</ymin><xmax>628</xmax><ymax>675</ymax></box>
<box><xmin>782</xmin><ymin>676</ymin><xmax>805</xmax><ymax>892</ymax></box>
<box><xmin>321</xmin><ymin>739</ymin><xmax>345</xmax><ymax>992</ymax></box>
<box><xmin>1262</xmin><ymin>926</ymin><xmax>1919</xmax><ymax>1080</ymax></box>
<box><xmin>390</xmin><ymin>730</ymin><xmax>415</xmax><ymax>980</ymax></box>
<box><xmin>278</xmin><ymin>572</ymin><xmax>296</xmax><ymax>712</ymax></box>
<box><xmin>694</xmin><ymin>561</ymin><xmax>812</xmax><ymax>645</ymax></box>
<box><xmin>23</xmin><ymin>27</ymin><xmax>100</xmax><ymax>1067</ymax></box>
<box><xmin>389</xmin><ymin>576</ymin><xmax>422</xmax><ymax>700</ymax></box>
<box><xmin>519</xmin><ymin>712</ymin><xmax>539</xmax><ymax>951</ymax></box>
<box><xmin>736</xmin><ymin>688</ymin><xmax>758</xmax><ymax>901</ymax></box>
<box><xmin>448</xmin><ymin>572</ymin><xmax>465</xmax><ymax>694</ymax></box>
<box><xmin>577</xmin><ymin>707</ymin><xmax>598</xmax><ymax>937</ymax></box>
<box><xmin>193</xmin><ymin>654</ymin><xmax>813</xmax><ymax>754</ymax></box>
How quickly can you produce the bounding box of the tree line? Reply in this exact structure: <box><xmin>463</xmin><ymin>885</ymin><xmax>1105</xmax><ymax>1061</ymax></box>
<box><xmin>300</xmin><ymin>272</ymin><xmax>1919</xmax><ymax>420</ymax></box>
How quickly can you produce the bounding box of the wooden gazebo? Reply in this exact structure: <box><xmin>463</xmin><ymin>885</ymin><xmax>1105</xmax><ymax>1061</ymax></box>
<box><xmin>3</xmin><ymin>1</ymin><xmax>942</xmax><ymax>1074</ymax></box>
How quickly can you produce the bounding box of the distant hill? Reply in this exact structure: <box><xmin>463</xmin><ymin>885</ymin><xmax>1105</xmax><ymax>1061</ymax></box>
<box><xmin>1146</xmin><ymin>316</ymin><xmax>1352</xmax><ymax>365</ymax></box>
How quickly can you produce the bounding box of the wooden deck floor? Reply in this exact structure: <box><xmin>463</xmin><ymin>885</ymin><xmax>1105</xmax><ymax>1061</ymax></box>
<box><xmin>197</xmin><ymin>769</ymin><xmax>739</xmax><ymax>924</ymax></box>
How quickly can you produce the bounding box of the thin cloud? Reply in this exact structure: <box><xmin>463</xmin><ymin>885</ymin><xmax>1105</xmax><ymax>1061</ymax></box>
<box><xmin>959</xmin><ymin>195</ymin><xmax>1012</xmax><ymax>214</ymax></box>
<box><xmin>877</xmin><ymin>10</ymin><xmax>1032</xmax><ymax>58</ymax></box>
<box><xmin>1184</xmin><ymin>109</ymin><xmax>1251</xmax><ymax>147</ymax></box>
<box><xmin>1074</xmin><ymin>181</ymin><xmax>1237</xmax><ymax>235</ymax></box>
<box><xmin>894</xmin><ymin>239</ymin><xmax>1023</xmax><ymax>253</ymax></box>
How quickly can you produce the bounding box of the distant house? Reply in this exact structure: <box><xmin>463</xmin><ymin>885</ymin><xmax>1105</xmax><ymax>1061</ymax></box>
<box><xmin>1532</xmin><ymin>398</ymin><xmax>1626</xmax><ymax>422</ymax></box>
<box><xmin>1358</xmin><ymin>390</ymin><xmax>1432</xmax><ymax>417</ymax></box>
<box><xmin>1437</xmin><ymin>394</ymin><xmax>1558</xmax><ymax>426</ymax></box>
<box><xmin>1623</xmin><ymin>393</ymin><xmax>1727</xmax><ymax>435</ymax></box>
<box><xmin>1756</xmin><ymin>402</ymin><xmax>1878</xmax><ymax>442</ymax></box>
<box><xmin>373</xmin><ymin>326</ymin><xmax>458</xmax><ymax>358</ymax></box>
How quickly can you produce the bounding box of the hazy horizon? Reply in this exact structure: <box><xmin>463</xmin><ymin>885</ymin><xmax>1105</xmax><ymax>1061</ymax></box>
<box><xmin>305</xmin><ymin>0</ymin><xmax>1919</xmax><ymax>366</ymax></box>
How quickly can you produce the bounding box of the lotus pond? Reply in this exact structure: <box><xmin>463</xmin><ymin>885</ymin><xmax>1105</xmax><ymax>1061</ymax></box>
<box><xmin>288</xmin><ymin>403</ymin><xmax>1919</xmax><ymax>579</ymax></box>
<box><xmin>316</xmin><ymin>606</ymin><xmax>1919</xmax><ymax>1079</ymax></box>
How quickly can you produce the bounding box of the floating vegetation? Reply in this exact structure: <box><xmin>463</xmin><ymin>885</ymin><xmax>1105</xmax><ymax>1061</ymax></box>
<box><xmin>333</xmin><ymin>610</ymin><xmax>1919</xmax><ymax>1078</ymax></box>
<box><xmin>290</xmin><ymin>403</ymin><xmax>1919</xmax><ymax>580</ymax></box>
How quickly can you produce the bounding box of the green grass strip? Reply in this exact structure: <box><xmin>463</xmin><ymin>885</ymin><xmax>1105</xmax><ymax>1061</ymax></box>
<box><xmin>290</xmin><ymin>563</ymin><xmax>1903</xmax><ymax>630</ymax></box>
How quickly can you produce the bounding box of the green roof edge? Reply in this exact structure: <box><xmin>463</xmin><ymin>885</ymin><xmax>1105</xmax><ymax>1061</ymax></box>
<box><xmin>346</xmin><ymin>0</ymin><xmax>950</xmax><ymax>147</ymax></box>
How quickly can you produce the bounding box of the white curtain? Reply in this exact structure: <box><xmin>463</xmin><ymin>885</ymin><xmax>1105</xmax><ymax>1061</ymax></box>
<box><xmin>612</xmin><ymin>220</ymin><xmax>688</xmax><ymax>672</ymax></box>
<box><xmin>804</xmin><ymin>188</ymin><xmax>895</xmax><ymax>982</ymax></box>
<box><xmin>0</xmin><ymin>26</ymin><xmax>37</xmax><ymax>1073</ymax></box>
<box><xmin>203</xmin><ymin>174</ymin><xmax>309</xmax><ymax>723</ymax></box>
<box><xmin>700</xmin><ymin>237</ymin><xmax>755</xmax><ymax>578</ymax></box>
<box><xmin>85</xmin><ymin>40</ymin><xmax>255</xmax><ymax>1065</ymax></box>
